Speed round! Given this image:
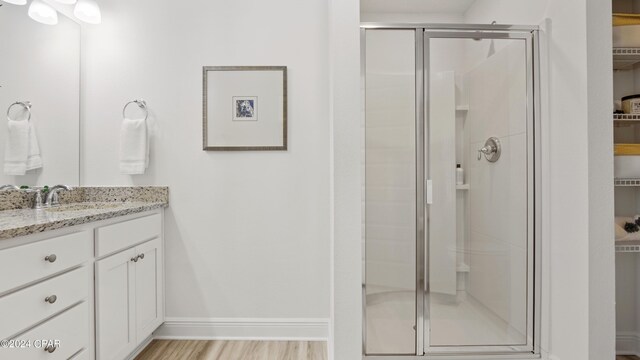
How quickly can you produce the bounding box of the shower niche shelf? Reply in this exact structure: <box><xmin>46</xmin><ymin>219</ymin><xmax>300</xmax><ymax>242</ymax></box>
<box><xmin>614</xmin><ymin>47</ymin><xmax>640</xmax><ymax>70</ymax></box>
<box><xmin>455</xmin><ymin>105</ymin><xmax>469</xmax><ymax>112</ymax></box>
<box><xmin>456</xmin><ymin>184</ymin><xmax>470</xmax><ymax>190</ymax></box>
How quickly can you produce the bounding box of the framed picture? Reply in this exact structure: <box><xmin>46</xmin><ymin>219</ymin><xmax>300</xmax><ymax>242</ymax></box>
<box><xmin>203</xmin><ymin>66</ymin><xmax>287</xmax><ymax>151</ymax></box>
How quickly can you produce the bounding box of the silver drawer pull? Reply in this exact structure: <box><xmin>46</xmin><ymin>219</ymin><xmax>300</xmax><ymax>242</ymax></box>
<box><xmin>44</xmin><ymin>295</ymin><xmax>57</xmax><ymax>304</ymax></box>
<box><xmin>44</xmin><ymin>345</ymin><xmax>56</xmax><ymax>353</ymax></box>
<box><xmin>131</xmin><ymin>256</ymin><xmax>138</xmax><ymax>263</ymax></box>
<box><xmin>44</xmin><ymin>254</ymin><xmax>57</xmax><ymax>263</ymax></box>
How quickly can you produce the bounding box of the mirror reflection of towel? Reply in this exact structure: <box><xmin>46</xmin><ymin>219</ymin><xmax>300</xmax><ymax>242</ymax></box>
<box><xmin>4</xmin><ymin>120</ymin><xmax>42</xmax><ymax>176</ymax></box>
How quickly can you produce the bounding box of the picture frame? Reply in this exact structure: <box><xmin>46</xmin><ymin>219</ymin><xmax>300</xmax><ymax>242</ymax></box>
<box><xmin>203</xmin><ymin>66</ymin><xmax>287</xmax><ymax>151</ymax></box>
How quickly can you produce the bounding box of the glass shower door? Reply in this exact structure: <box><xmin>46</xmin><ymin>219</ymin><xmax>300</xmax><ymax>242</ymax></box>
<box><xmin>424</xmin><ymin>30</ymin><xmax>536</xmax><ymax>355</ymax></box>
<box><xmin>362</xmin><ymin>25</ymin><xmax>539</xmax><ymax>358</ymax></box>
<box><xmin>363</xmin><ymin>29</ymin><xmax>418</xmax><ymax>356</ymax></box>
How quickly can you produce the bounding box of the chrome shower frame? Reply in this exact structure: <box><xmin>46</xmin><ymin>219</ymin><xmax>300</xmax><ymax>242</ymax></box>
<box><xmin>360</xmin><ymin>23</ymin><xmax>542</xmax><ymax>359</ymax></box>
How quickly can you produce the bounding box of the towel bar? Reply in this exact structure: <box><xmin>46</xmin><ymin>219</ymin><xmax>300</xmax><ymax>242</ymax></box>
<box><xmin>122</xmin><ymin>99</ymin><xmax>148</xmax><ymax>121</ymax></box>
<box><xmin>6</xmin><ymin>101</ymin><xmax>31</xmax><ymax>122</ymax></box>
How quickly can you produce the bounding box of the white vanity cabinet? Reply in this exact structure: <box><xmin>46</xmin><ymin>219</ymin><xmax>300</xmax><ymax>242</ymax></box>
<box><xmin>0</xmin><ymin>208</ymin><xmax>164</xmax><ymax>360</ymax></box>
<box><xmin>95</xmin><ymin>214</ymin><xmax>164</xmax><ymax>360</ymax></box>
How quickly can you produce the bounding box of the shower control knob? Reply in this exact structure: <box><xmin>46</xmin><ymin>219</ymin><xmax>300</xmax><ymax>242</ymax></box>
<box><xmin>477</xmin><ymin>137</ymin><xmax>501</xmax><ymax>162</ymax></box>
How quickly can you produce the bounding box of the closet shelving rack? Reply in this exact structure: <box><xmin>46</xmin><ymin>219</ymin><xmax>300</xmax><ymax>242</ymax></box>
<box><xmin>616</xmin><ymin>243</ymin><xmax>640</xmax><ymax>252</ymax></box>
<box><xmin>616</xmin><ymin>178</ymin><xmax>640</xmax><ymax>186</ymax></box>
<box><xmin>613</xmin><ymin>54</ymin><xmax>640</xmax><ymax>154</ymax></box>
<box><xmin>614</xmin><ymin>47</ymin><xmax>640</xmax><ymax>70</ymax></box>
<box><xmin>613</xmin><ymin>46</ymin><xmax>640</xmax><ymax>252</ymax></box>
<box><xmin>614</xmin><ymin>113</ymin><xmax>640</xmax><ymax>122</ymax></box>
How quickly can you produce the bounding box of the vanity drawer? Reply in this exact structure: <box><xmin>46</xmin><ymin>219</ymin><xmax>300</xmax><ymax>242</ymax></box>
<box><xmin>0</xmin><ymin>231</ymin><xmax>91</xmax><ymax>294</ymax></box>
<box><xmin>95</xmin><ymin>213</ymin><xmax>161</xmax><ymax>257</ymax></box>
<box><xmin>0</xmin><ymin>267</ymin><xmax>89</xmax><ymax>340</ymax></box>
<box><xmin>1</xmin><ymin>301</ymin><xmax>88</xmax><ymax>360</ymax></box>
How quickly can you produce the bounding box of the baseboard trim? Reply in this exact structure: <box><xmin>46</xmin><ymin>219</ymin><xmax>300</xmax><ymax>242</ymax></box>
<box><xmin>617</xmin><ymin>332</ymin><xmax>640</xmax><ymax>357</ymax></box>
<box><xmin>154</xmin><ymin>318</ymin><xmax>330</xmax><ymax>341</ymax></box>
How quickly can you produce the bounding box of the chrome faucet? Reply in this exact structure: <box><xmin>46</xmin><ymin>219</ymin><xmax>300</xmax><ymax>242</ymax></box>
<box><xmin>45</xmin><ymin>184</ymin><xmax>72</xmax><ymax>207</ymax></box>
<box><xmin>0</xmin><ymin>184</ymin><xmax>19</xmax><ymax>191</ymax></box>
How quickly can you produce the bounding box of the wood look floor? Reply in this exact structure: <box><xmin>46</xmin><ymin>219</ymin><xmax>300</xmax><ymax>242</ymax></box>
<box><xmin>617</xmin><ymin>356</ymin><xmax>640</xmax><ymax>360</ymax></box>
<box><xmin>135</xmin><ymin>340</ymin><xmax>327</xmax><ymax>360</ymax></box>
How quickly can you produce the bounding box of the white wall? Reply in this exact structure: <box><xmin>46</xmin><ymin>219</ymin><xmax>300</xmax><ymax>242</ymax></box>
<box><xmin>0</xmin><ymin>4</ymin><xmax>80</xmax><ymax>186</ymax></box>
<box><xmin>329</xmin><ymin>0</ymin><xmax>363</xmax><ymax>357</ymax></box>
<box><xmin>81</xmin><ymin>0</ymin><xmax>331</xmax><ymax>336</ymax></box>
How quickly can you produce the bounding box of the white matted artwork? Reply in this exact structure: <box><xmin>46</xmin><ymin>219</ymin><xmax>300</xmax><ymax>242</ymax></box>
<box><xmin>203</xmin><ymin>66</ymin><xmax>287</xmax><ymax>151</ymax></box>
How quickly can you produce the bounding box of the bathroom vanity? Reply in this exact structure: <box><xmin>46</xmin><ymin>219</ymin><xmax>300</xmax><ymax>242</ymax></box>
<box><xmin>0</xmin><ymin>187</ymin><xmax>168</xmax><ymax>360</ymax></box>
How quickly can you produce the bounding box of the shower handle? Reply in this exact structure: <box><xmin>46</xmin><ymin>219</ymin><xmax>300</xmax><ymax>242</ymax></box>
<box><xmin>477</xmin><ymin>137</ymin><xmax>501</xmax><ymax>162</ymax></box>
<box><xmin>477</xmin><ymin>145</ymin><xmax>495</xmax><ymax>160</ymax></box>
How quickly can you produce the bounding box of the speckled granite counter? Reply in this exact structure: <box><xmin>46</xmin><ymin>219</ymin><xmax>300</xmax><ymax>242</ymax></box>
<box><xmin>0</xmin><ymin>187</ymin><xmax>168</xmax><ymax>240</ymax></box>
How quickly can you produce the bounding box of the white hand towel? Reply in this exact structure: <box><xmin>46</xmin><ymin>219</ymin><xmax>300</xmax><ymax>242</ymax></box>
<box><xmin>4</xmin><ymin>119</ymin><xmax>29</xmax><ymax>175</ymax></box>
<box><xmin>119</xmin><ymin>118</ymin><xmax>148</xmax><ymax>175</ymax></box>
<box><xmin>25</xmin><ymin>122</ymin><xmax>42</xmax><ymax>171</ymax></box>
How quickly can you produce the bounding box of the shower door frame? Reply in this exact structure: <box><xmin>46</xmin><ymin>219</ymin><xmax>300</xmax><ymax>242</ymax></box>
<box><xmin>361</xmin><ymin>23</ymin><xmax>542</xmax><ymax>359</ymax></box>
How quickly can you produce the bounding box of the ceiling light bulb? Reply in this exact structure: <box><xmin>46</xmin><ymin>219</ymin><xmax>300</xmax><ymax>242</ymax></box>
<box><xmin>53</xmin><ymin>0</ymin><xmax>77</xmax><ymax>4</ymax></box>
<box><xmin>73</xmin><ymin>0</ymin><xmax>101</xmax><ymax>24</ymax></box>
<box><xmin>2</xmin><ymin>0</ymin><xmax>28</xmax><ymax>5</ymax></box>
<box><xmin>28</xmin><ymin>0</ymin><xmax>58</xmax><ymax>25</ymax></box>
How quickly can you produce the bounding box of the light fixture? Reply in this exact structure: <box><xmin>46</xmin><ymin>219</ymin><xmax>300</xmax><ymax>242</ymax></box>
<box><xmin>2</xmin><ymin>0</ymin><xmax>28</xmax><ymax>5</ymax></box>
<box><xmin>52</xmin><ymin>0</ymin><xmax>76</xmax><ymax>4</ymax></box>
<box><xmin>73</xmin><ymin>0</ymin><xmax>101</xmax><ymax>24</ymax></box>
<box><xmin>28</xmin><ymin>0</ymin><xmax>58</xmax><ymax>25</ymax></box>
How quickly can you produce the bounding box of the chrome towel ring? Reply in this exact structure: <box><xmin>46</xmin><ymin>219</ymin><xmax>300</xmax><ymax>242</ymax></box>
<box><xmin>6</xmin><ymin>101</ymin><xmax>31</xmax><ymax>122</ymax></box>
<box><xmin>122</xmin><ymin>99</ymin><xmax>148</xmax><ymax>121</ymax></box>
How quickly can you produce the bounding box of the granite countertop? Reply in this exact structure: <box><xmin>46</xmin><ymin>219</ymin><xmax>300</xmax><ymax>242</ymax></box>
<box><xmin>0</xmin><ymin>187</ymin><xmax>168</xmax><ymax>240</ymax></box>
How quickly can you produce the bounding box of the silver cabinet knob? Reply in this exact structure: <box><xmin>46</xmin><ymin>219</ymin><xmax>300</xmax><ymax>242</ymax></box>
<box><xmin>138</xmin><ymin>253</ymin><xmax>145</xmax><ymax>260</ymax></box>
<box><xmin>44</xmin><ymin>254</ymin><xmax>57</xmax><ymax>263</ymax></box>
<box><xmin>131</xmin><ymin>256</ymin><xmax>138</xmax><ymax>263</ymax></box>
<box><xmin>44</xmin><ymin>295</ymin><xmax>57</xmax><ymax>304</ymax></box>
<box><xmin>44</xmin><ymin>345</ymin><xmax>56</xmax><ymax>353</ymax></box>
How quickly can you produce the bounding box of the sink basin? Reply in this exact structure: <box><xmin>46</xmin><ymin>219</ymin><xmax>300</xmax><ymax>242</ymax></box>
<box><xmin>44</xmin><ymin>203</ymin><xmax>123</xmax><ymax>212</ymax></box>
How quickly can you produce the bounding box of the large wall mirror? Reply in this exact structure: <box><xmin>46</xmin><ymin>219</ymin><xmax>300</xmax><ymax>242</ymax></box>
<box><xmin>0</xmin><ymin>2</ymin><xmax>80</xmax><ymax>187</ymax></box>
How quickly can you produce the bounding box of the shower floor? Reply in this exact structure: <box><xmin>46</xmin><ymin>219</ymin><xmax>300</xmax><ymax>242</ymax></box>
<box><xmin>365</xmin><ymin>286</ymin><xmax>526</xmax><ymax>355</ymax></box>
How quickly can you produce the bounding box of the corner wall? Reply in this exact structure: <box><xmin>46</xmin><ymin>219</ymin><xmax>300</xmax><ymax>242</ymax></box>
<box><xmin>329</xmin><ymin>0</ymin><xmax>363</xmax><ymax>358</ymax></box>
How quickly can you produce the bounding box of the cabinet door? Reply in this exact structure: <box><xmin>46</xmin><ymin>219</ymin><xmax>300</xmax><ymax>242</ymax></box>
<box><xmin>135</xmin><ymin>237</ymin><xmax>163</xmax><ymax>342</ymax></box>
<box><xmin>95</xmin><ymin>248</ymin><xmax>137</xmax><ymax>360</ymax></box>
